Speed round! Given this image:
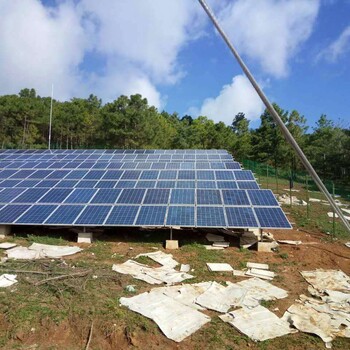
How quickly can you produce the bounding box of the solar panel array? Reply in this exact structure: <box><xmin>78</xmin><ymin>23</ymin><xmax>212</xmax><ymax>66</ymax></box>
<box><xmin>0</xmin><ymin>149</ymin><xmax>291</xmax><ymax>229</ymax></box>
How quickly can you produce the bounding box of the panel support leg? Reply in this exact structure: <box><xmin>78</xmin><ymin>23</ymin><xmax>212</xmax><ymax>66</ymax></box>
<box><xmin>0</xmin><ymin>225</ymin><xmax>11</xmax><ymax>239</ymax></box>
<box><xmin>77</xmin><ymin>228</ymin><xmax>93</xmax><ymax>243</ymax></box>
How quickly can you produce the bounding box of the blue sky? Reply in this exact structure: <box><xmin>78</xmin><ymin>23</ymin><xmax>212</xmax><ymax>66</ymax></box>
<box><xmin>0</xmin><ymin>0</ymin><xmax>349</xmax><ymax>129</ymax></box>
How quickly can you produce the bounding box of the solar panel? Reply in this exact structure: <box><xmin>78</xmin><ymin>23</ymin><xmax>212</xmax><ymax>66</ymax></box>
<box><xmin>197</xmin><ymin>206</ymin><xmax>226</xmax><ymax>227</ymax></box>
<box><xmin>90</xmin><ymin>189</ymin><xmax>121</xmax><ymax>203</ymax></box>
<box><xmin>143</xmin><ymin>189</ymin><xmax>170</xmax><ymax>204</ymax></box>
<box><xmin>45</xmin><ymin>205</ymin><xmax>84</xmax><ymax>224</ymax></box>
<box><xmin>74</xmin><ymin>205</ymin><xmax>112</xmax><ymax>225</ymax></box>
<box><xmin>254</xmin><ymin>207</ymin><xmax>291</xmax><ymax>228</ymax></box>
<box><xmin>105</xmin><ymin>206</ymin><xmax>139</xmax><ymax>225</ymax></box>
<box><xmin>38</xmin><ymin>188</ymin><xmax>72</xmax><ymax>203</ymax></box>
<box><xmin>225</xmin><ymin>207</ymin><xmax>258</xmax><ymax>227</ymax></box>
<box><xmin>170</xmin><ymin>189</ymin><xmax>195</xmax><ymax>204</ymax></box>
<box><xmin>247</xmin><ymin>189</ymin><xmax>279</xmax><ymax>206</ymax></box>
<box><xmin>64</xmin><ymin>189</ymin><xmax>96</xmax><ymax>204</ymax></box>
<box><xmin>117</xmin><ymin>189</ymin><xmax>145</xmax><ymax>204</ymax></box>
<box><xmin>0</xmin><ymin>204</ymin><xmax>31</xmax><ymax>223</ymax></box>
<box><xmin>135</xmin><ymin>206</ymin><xmax>166</xmax><ymax>226</ymax></box>
<box><xmin>197</xmin><ymin>189</ymin><xmax>222</xmax><ymax>205</ymax></box>
<box><xmin>222</xmin><ymin>190</ymin><xmax>250</xmax><ymax>205</ymax></box>
<box><xmin>0</xmin><ymin>149</ymin><xmax>291</xmax><ymax>229</ymax></box>
<box><xmin>166</xmin><ymin>206</ymin><xmax>194</xmax><ymax>226</ymax></box>
<box><xmin>16</xmin><ymin>205</ymin><xmax>57</xmax><ymax>224</ymax></box>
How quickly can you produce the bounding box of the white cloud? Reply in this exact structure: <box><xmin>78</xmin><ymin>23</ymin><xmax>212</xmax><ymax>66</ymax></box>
<box><xmin>317</xmin><ymin>26</ymin><xmax>350</xmax><ymax>62</ymax></box>
<box><xmin>196</xmin><ymin>75</ymin><xmax>265</xmax><ymax>124</ymax></box>
<box><xmin>0</xmin><ymin>0</ymin><xmax>87</xmax><ymax>99</ymax></box>
<box><xmin>217</xmin><ymin>0</ymin><xmax>320</xmax><ymax>77</ymax></box>
<box><xmin>0</xmin><ymin>0</ymin><xmax>204</xmax><ymax>108</ymax></box>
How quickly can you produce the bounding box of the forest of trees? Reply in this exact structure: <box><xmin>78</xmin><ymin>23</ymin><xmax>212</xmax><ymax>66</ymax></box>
<box><xmin>0</xmin><ymin>88</ymin><xmax>349</xmax><ymax>181</ymax></box>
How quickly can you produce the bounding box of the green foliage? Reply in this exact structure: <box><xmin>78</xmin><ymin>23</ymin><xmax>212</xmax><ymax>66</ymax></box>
<box><xmin>0</xmin><ymin>89</ymin><xmax>349</xmax><ymax>184</ymax></box>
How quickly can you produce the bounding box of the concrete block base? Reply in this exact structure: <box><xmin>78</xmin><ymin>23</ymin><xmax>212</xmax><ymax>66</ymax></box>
<box><xmin>77</xmin><ymin>232</ymin><xmax>93</xmax><ymax>244</ymax></box>
<box><xmin>257</xmin><ymin>241</ymin><xmax>278</xmax><ymax>252</ymax></box>
<box><xmin>165</xmin><ymin>240</ymin><xmax>179</xmax><ymax>250</ymax></box>
<box><xmin>0</xmin><ymin>225</ymin><xmax>11</xmax><ymax>239</ymax></box>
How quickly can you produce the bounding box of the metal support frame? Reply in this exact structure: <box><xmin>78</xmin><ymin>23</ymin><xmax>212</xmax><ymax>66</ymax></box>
<box><xmin>198</xmin><ymin>0</ymin><xmax>350</xmax><ymax>233</ymax></box>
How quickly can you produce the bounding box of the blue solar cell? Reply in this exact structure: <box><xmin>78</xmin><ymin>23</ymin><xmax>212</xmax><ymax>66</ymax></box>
<box><xmin>195</xmin><ymin>162</ymin><xmax>211</xmax><ymax>169</ymax></box>
<box><xmin>0</xmin><ymin>170</ymin><xmax>20</xmax><ymax>178</ymax></box>
<box><xmin>102</xmin><ymin>170</ymin><xmax>123</xmax><ymax>180</ymax></box>
<box><xmin>178</xmin><ymin>170</ymin><xmax>195</xmax><ymax>180</ymax></box>
<box><xmin>135</xmin><ymin>206</ymin><xmax>166</xmax><ymax>226</ymax></box>
<box><xmin>55</xmin><ymin>180</ymin><xmax>79</xmax><ymax>188</ymax></box>
<box><xmin>18</xmin><ymin>161</ymin><xmax>38</xmax><ymax>169</ymax></box>
<box><xmin>0</xmin><ymin>188</ymin><xmax>26</xmax><ymax>202</ymax></box>
<box><xmin>28</xmin><ymin>170</ymin><xmax>52</xmax><ymax>180</ymax></box>
<box><xmin>84</xmin><ymin>170</ymin><xmax>106</xmax><ymax>180</ymax></box>
<box><xmin>143</xmin><ymin>189</ymin><xmax>170</xmax><ymax>204</ymax></box>
<box><xmin>45</xmin><ymin>205</ymin><xmax>84</xmax><ymax>224</ymax></box>
<box><xmin>107</xmin><ymin>162</ymin><xmax>123</xmax><ymax>169</ymax></box>
<box><xmin>136</xmin><ymin>181</ymin><xmax>156</xmax><ymax>188</ymax></box>
<box><xmin>247</xmin><ymin>189</ymin><xmax>278</xmax><ymax>206</ymax></box>
<box><xmin>197</xmin><ymin>189</ymin><xmax>222</xmax><ymax>205</ymax></box>
<box><xmin>12</xmin><ymin>188</ymin><xmax>49</xmax><ymax>203</ymax></box>
<box><xmin>166</xmin><ymin>163</ymin><xmax>181</xmax><ymax>169</ymax></box>
<box><xmin>166</xmin><ymin>206</ymin><xmax>194</xmax><ymax>226</ymax></box>
<box><xmin>62</xmin><ymin>161</ymin><xmax>81</xmax><ymax>169</ymax></box>
<box><xmin>196</xmin><ymin>155</ymin><xmax>207</xmax><ymax>160</ymax></box>
<box><xmin>77</xmin><ymin>162</ymin><xmax>95</xmax><ymax>169</ymax></box>
<box><xmin>197</xmin><ymin>170</ymin><xmax>215</xmax><ymax>180</ymax></box>
<box><xmin>0</xmin><ymin>204</ymin><xmax>31</xmax><ymax>223</ymax></box>
<box><xmin>122</xmin><ymin>162</ymin><xmax>137</xmax><ymax>169</ymax></box>
<box><xmin>121</xmin><ymin>170</ymin><xmax>141</xmax><ymax>180</ymax></box>
<box><xmin>34</xmin><ymin>162</ymin><xmax>53</xmax><ymax>169</ymax></box>
<box><xmin>136</xmin><ymin>163</ymin><xmax>152</xmax><ymax>169</ymax></box>
<box><xmin>140</xmin><ymin>170</ymin><xmax>159</xmax><ymax>180</ymax></box>
<box><xmin>210</xmin><ymin>162</ymin><xmax>225</xmax><ymax>169</ymax></box>
<box><xmin>254</xmin><ymin>207</ymin><xmax>291</xmax><ymax>228</ymax></box>
<box><xmin>75</xmin><ymin>180</ymin><xmax>98</xmax><ymax>188</ymax></box>
<box><xmin>117</xmin><ymin>189</ymin><xmax>145</xmax><ymax>204</ymax></box>
<box><xmin>95</xmin><ymin>180</ymin><xmax>116</xmax><ymax>188</ymax></box>
<box><xmin>197</xmin><ymin>207</ymin><xmax>226</xmax><ymax>227</ymax></box>
<box><xmin>225</xmin><ymin>207</ymin><xmax>258</xmax><ymax>227</ymax></box>
<box><xmin>170</xmin><ymin>189</ymin><xmax>195</xmax><ymax>204</ymax></box>
<box><xmin>222</xmin><ymin>190</ymin><xmax>250</xmax><ymax>205</ymax></box>
<box><xmin>16</xmin><ymin>205</ymin><xmax>57</xmax><ymax>224</ymax></box>
<box><xmin>46</xmin><ymin>170</ymin><xmax>71</xmax><ymax>179</ymax></box>
<box><xmin>35</xmin><ymin>180</ymin><xmax>60</xmax><ymax>188</ymax></box>
<box><xmin>105</xmin><ymin>206</ymin><xmax>139</xmax><ymax>225</ymax></box>
<box><xmin>237</xmin><ymin>181</ymin><xmax>259</xmax><ymax>189</ymax></box>
<box><xmin>159</xmin><ymin>170</ymin><xmax>177</xmax><ymax>180</ymax></box>
<box><xmin>65</xmin><ymin>170</ymin><xmax>88</xmax><ymax>179</ymax></box>
<box><xmin>215</xmin><ymin>171</ymin><xmax>235</xmax><ymax>180</ymax></box>
<box><xmin>115</xmin><ymin>180</ymin><xmax>136</xmax><ymax>188</ymax></box>
<box><xmin>179</xmin><ymin>162</ymin><xmax>194</xmax><ymax>169</ymax></box>
<box><xmin>0</xmin><ymin>179</ymin><xmax>22</xmax><ymax>187</ymax></box>
<box><xmin>225</xmin><ymin>162</ymin><xmax>241</xmax><ymax>169</ymax></box>
<box><xmin>75</xmin><ymin>205</ymin><xmax>112</xmax><ymax>225</ymax></box>
<box><xmin>197</xmin><ymin>181</ymin><xmax>216</xmax><ymax>189</ymax></box>
<box><xmin>234</xmin><ymin>170</ymin><xmax>255</xmax><ymax>180</ymax></box>
<box><xmin>9</xmin><ymin>170</ymin><xmax>35</xmax><ymax>179</ymax></box>
<box><xmin>91</xmin><ymin>162</ymin><xmax>108</xmax><ymax>169</ymax></box>
<box><xmin>90</xmin><ymin>189</ymin><xmax>121</xmax><ymax>203</ymax></box>
<box><xmin>48</xmin><ymin>162</ymin><xmax>67</xmax><ymax>169</ymax></box>
<box><xmin>216</xmin><ymin>181</ymin><xmax>238</xmax><ymax>189</ymax></box>
<box><xmin>38</xmin><ymin>188</ymin><xmax>72</xmax><ymax>203</ymax></box>
<box><xmin>176</xmin><ymin>181</ymin><xmax>195</xmax><ymax>188</ymax></box>
<box><xmin>151</xmin><ymin>163</ymin><xmax>166</xmax><ymax>169</ymax></box>
<box><xmin>156</xmin><ymin>181</ymin><xmax>176</xmax><ymax>188</ymax></box>
<box><xmin>64</xmin><ymin>189</ymin><xmax>97</xmax><ymax>204</ymax></box>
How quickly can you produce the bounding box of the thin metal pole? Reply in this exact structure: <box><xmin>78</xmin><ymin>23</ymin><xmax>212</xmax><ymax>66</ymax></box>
<box><xmin>198</xmin><ymin>0</ymin><xmax>350</xmax><ymax>233</ymax></box>
<box><xmin>48</xmin><ymin>84</ymin><xmax>54</xmax><ymax>151</ymax></box>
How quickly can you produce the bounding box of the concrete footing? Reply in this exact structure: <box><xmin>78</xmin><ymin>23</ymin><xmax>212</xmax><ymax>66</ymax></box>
<box><xmin>165</xmin><ymin>240</ymin><xmax>179</xmax><ymax>250</ymax></box>
<box><xmin>77</xmin><ymin>231</ymin><xmax>93</xmax><ymax>244</ymax></box>
<box><xmin>0</xmin><ymin>225</ymin><xmax>11</xmax><ymax>239</ymax></box>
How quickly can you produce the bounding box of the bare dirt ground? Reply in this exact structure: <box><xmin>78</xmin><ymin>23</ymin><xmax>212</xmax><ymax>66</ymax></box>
<box><xmin>0</xmin><ymin>224</ymin><xmax>350</xmax><ymax>350</ymax></box>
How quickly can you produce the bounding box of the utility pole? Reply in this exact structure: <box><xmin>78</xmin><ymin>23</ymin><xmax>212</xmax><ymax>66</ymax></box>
<box><xmin>48</xmin><ymin>84</ymin><xmax>54</xmax><ymax>151</ymax></box>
